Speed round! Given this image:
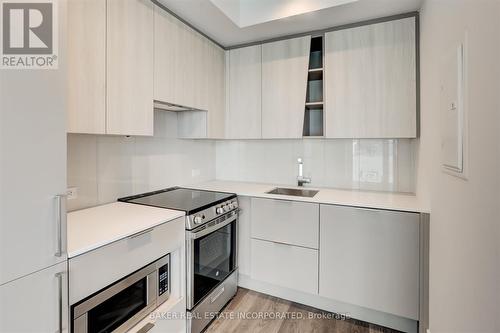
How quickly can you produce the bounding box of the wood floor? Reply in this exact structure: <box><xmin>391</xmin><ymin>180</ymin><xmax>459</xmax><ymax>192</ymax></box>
<box><xmin>205</xmin><ymin>288</ymin><xmax>401</xmax><ymax>333</ymax></box>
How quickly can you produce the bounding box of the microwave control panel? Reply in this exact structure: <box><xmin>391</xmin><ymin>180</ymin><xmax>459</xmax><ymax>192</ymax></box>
<box><xmin>158</xmin><ymin>263</ymin><xmax>169</xmax><ymax>296</ymax></box>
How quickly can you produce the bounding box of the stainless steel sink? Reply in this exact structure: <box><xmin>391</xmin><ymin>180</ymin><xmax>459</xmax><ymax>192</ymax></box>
<box><xmin>266</xmin><ymin>187</ymin><xmax>319</xmax><ymax>198</ymax></box>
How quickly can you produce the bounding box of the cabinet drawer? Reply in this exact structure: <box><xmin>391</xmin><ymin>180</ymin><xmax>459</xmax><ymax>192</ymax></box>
<box><xmin>250</xmin><ymin>239</ymin><xmax>318</xmax><ymax>294</ymax></box>
<box><xmin>251</xmin><ymin>198</ymin><xmax>319</xmax><ymax>249</ymax></box>
<box><xmin>69</xmin><ymin>217</ymin><xmax>184</xmax><ymax>304</ymax></box>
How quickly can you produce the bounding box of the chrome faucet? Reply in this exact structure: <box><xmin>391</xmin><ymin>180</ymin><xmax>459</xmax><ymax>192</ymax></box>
<box><xmin>297</xmin><ymin>158</ymin><xmax>311</xmax><ymax>187</ymax></box>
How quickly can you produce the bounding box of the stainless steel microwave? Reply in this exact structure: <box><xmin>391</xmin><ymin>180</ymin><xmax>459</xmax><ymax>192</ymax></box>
<box><xmin>72</xmin><ymin>254</ymin><xmax>170</xmax><ymax>333</ymax></box>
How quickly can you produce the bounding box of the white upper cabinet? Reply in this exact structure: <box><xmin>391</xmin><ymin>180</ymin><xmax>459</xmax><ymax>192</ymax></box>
<box><xmin>107</xmin><ymin>0</ymin><xmax>154</xmax><ymax>136</ymax></box>
<box><xmin>153</xmin><ymin>5</ymin><xmax>182</xmax><ymax>107</ymax></box>
<box><xmin>206</xmin><ymin>40</ymin><xmax>227</xmax><ymax>138</ymax></box>
<box><xmin>262</xmin><ymin>36</ymin><xmax>311</xmax><ymax>139</ymax></box>
<box><xmin>68</xmin><ymin>0</ymin><xmax>154</xmax><ymax>136</ymax></box>
<box><xmin>227</xmin><ymin>45</ymin><xmax>262</xmax><ymax>139</ymax></box>
<box><xmin>325</xmin><ymin>17</ymin><xmax>417</xmax><ymax>138</ymax></box>
<box><xmin>154</xmin><ymin>4</ymin><xmax>225</xmax><ymax>138</ymax></box>
<box><xmin>67</xmin><ymin>0</ymin><xmax>106</xmax><ymax>134</ymax></box>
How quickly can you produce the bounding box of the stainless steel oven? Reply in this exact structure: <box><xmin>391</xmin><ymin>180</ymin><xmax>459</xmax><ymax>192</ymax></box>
<box><xmin>72</xmin><ymin>254</ymin><xmax>170</xmax><ymax>333</ymax></box>
<box><xmin>186</xmin><ymin>209</ymin><xmax>238</xmax><ymax>333</ymax></box>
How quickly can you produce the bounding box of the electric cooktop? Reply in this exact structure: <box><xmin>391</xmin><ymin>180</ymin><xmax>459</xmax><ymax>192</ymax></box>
<box><xmin>118</xmin><ymin>187</ymin><xmax>236</xmax><ymax>215</ymax></box>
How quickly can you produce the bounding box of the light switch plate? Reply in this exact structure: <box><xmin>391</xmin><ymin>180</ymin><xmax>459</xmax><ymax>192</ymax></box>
<box><xmin>67</xmin><ymin>187</ymin><xmax>78</xmax><ymax>200</ymax></box>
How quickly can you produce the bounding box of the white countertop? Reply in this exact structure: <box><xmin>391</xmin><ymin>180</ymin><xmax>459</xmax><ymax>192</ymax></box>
<box><xmin>187</xmin><ymin>180</ymin><xmax>428</xmax><ymax>213</ymax></box>
<box><xmin>67</xmin><ymin>202</ymin><xmax>185</xmax><ymax>258</ymax></box>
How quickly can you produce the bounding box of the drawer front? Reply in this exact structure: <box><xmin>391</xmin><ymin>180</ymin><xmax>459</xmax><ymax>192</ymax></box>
<box><xmin>69</xmin><ymin>217</ymin><xmax>184</xmax><ymax>304</ymax></box>
<box><xmin>251</xmin><ymin>198</ymin><xmax>319</xmax><ymax>249</ymax></box>
<box><xmin>250</xmin><ymin>238</ymin><xmax>318</xmax><ymax>294</ymax></box>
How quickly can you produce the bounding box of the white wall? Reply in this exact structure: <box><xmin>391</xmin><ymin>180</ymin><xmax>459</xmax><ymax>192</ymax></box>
<box><xmin>418</xmin><ymin>0</ymin><xmax>500</xmax><ymax>332</ymax></box>
<box><xmin>67</xmin><ymin>111</ymin><xmax>216</xmax><ymax>211</ymax></box>
<box><xmin>216</xmin><ymin>139</ymin><xmax>416</xmax><ymax>193</ymax></box>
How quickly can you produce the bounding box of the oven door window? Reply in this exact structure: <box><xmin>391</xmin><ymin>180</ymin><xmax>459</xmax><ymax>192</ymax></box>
<box><xmin>193</xmin><ymin>221</ymin><xmax>236</xmax><ymax>306</ymax></box>
<box><xmin>87</xmin><ymin>278</ymin><xmax>147</xmax><ymax>333</ymax></box>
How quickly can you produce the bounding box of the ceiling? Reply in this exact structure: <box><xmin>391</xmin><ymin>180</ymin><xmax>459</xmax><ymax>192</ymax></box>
<box><xmin>157</xmin><ymin>0</ymin><xmax>423</xmax><ymax>48</ymax></box>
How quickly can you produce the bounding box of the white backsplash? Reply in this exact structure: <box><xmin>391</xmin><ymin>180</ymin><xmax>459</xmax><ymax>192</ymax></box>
<box><xmin>215</xmin><ymin>139</ymin><xmax>416</xmax><ymax>193</ymax></box>
<box><xmin>67</xmin><ymin>111</ymin><xmax>216</xmax><ymax>211</ymax></box>
<box><xmin>68</xmin><ymin>112</ymin><xmax>417</xmax><ymax>211</ymax></box>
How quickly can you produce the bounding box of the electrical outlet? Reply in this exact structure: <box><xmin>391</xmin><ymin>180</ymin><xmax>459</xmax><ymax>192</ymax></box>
<box><xmin>191</xmin><ymin>169</ymin><xmax>201</xmax><ymax>177</ymax></box>
<box><xmin>67</xmin><ymin>187</ymin><xmax>78</xmax><ymax>200</ymax></box>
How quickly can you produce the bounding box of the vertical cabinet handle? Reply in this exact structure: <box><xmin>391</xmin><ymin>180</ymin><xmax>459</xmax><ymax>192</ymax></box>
<box><xmin>55</xmin><ymin>194</ymin><xmax>67</xmax><ymax>257</ymax></box>
<box><xmin>55</xmin><ymin>272</ymin><xmax>65</xmax><ymax>333</ymax></box>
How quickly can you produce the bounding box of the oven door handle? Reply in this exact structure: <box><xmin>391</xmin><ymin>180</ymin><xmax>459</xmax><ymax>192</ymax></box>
<box><xmin>189</xmin><ymin>214</ymin><xmax>237</xmax><ymax>240</ymax></box>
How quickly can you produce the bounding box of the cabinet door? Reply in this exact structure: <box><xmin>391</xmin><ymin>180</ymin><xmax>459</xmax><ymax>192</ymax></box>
<box><xmin>0</xmin><ymin>262</ymin><xmax>69</xmax><ymax>333</ymax></box>
<box><xmin>107</xmin><ymin>0</ymin><xmax>154</xmax><ymax>136</ymax></box>
<box><xmin>67</xmin><ymin>0</ymin><xmax>106</xmax><ymax>134</ymax></box>
<box><xmin>325</xmin><ymin>17</ymin><xmax>417</xmax><ymax>138</ymax></box>
<box><xmin>262</xmin><ymin>36</ymin><xmax>310</xmax><ymax>138</ymax></box>
<box><xmin>0</xmin><ymin>27</ymin><xmax>67</xmax><ymax>284</ymax></box>
<box><xmin>153</xmin><ymin>4</ymin><xmax>180</xmax><ymax>105</ymax></box>
<box><xmin>206</xmin><ymin>41</ymin><xmax>226</xmax><ymax>138</ymax></box>
<box><xmin>251</xmin><ymin>239</ymin><xmax>318</xmax><ymax>294</ymax></box>
<box><xmin>227</xmin><ymin>45</ymin><xmax>262</xmax><ymax>139</ymax></box>
<box><xmin>251</xmin><ymin>198</ymin><xmax>319</xmax><ymax>249</ymax></box>
<box><xmin>319</xmin><ymin>205</ymin><xmax>419</xmax><ymax>319</ymax></box>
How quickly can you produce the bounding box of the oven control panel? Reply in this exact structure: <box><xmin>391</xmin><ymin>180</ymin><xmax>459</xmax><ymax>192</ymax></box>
<box><xmin>186</xmin><ymin>198</ymin><xmax>238</xmax><ymax>230</ymax></box>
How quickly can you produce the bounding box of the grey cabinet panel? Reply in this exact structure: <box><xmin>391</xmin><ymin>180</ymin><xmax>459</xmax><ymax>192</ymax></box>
<box><xmin>319</xmin><ymin>204</ymin><xmax>420</xmax><ymax>319</ymax></box>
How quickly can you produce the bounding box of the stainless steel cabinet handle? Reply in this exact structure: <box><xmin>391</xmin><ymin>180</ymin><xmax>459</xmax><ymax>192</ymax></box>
<box><xmin>128</xmin><ymin>227</ymin><xmax>154</xmax><ymax>240</ymax></box>
<box><xmin>55</xmin><ymin>272</ymin><xmax>65</xmax><ymax>333</ymax></box>
<box><xmin>210</xmin><ymin>286</ymin><xmax>225</xmax><ymax>304</ymax></box>
<box><xmin>55</xmin><ymin>194</ymin><xmax>67</xmax><ymax>257</ymax></box>
<box><xmin>137</xmin><ymin>322</ymin><xmax>155</xmax><ymax>333</ymax></box>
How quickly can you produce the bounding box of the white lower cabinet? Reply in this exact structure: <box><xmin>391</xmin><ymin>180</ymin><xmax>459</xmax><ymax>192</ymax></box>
<box><xmin>250</xmin><ymin>238</ymin><xmax>318</xmax><ymax>294</ymax></box>
<box><xmin>319</xmin><ymin>204</ymin><xmax>420</xmax><ymax>320</ymax></box>
<box><xmin>69</xmin><ymin>217</ymin><xmax>185</xmax><ymax>305</ymax></box>
<box><xmin>251</xmin><ymin>198</ymin><xmax>319</xmax><ymax>249</ymax></box>
<box><xmin>0</xmin><ymin>261</ymin><xmax>69</xmax><ymax>333</ymax></box>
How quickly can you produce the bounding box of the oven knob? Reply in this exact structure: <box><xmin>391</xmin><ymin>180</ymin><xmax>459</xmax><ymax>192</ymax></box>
<box><xmin>223</xmin><ymin>204</ymin><xmax>230</xmax><ymax>212</ymax></box>
<box><xmin>232</xmin><ymin>201</ymin><xmax>238</xmax><ymax>209</ymax></box>
<box><xmin>216</xmin><ymin>207</ymin><xmax>224</xmax><ymax>214</ymax></box>
<box><xmin>194</xmin><ymin>215</ymin><xmax>203</xmax><ymax>224</ymax></box>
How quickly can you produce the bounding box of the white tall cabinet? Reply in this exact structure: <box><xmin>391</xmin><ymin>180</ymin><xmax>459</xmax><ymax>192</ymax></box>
<box><xmin>324</xmin><ymin>17</ymin><xmax>417</xmax><ymax>138</ymax></box>
<box><xmin>226</xmin><ymin>45</ymin><xmax>262</xmax><ymax>139</ymax></box>
<box><xmin>0</xmin><ymin>0</ymin><xmax>68</xmax><ymax>331</ymax></box>
<box><xmin>0</xmin><ymin>262</ymin><xmax>69</xmax><ymax>332</ymax></box>
<box><xmin>261</xmin><ymin>36</ymin><xmax>311</xmax><ymax>138</ymax></box>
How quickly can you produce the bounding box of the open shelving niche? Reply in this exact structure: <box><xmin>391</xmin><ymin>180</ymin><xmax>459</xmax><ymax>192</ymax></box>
<box><xmin>303</xmin><ymin>35</ymin><xmax>325</xmax><ymax>137</ymax></box>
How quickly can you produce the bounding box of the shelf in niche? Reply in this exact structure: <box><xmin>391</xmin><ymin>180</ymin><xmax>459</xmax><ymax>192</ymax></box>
<box><xmin>308</xmin><ymin>70</ymin><xmax>323</xmax><ymax>81</ymax></box>
<box><xmin>303</xmin><ymin>107</ymin><xmax>324</xmax><ymax>137</ymax></box>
